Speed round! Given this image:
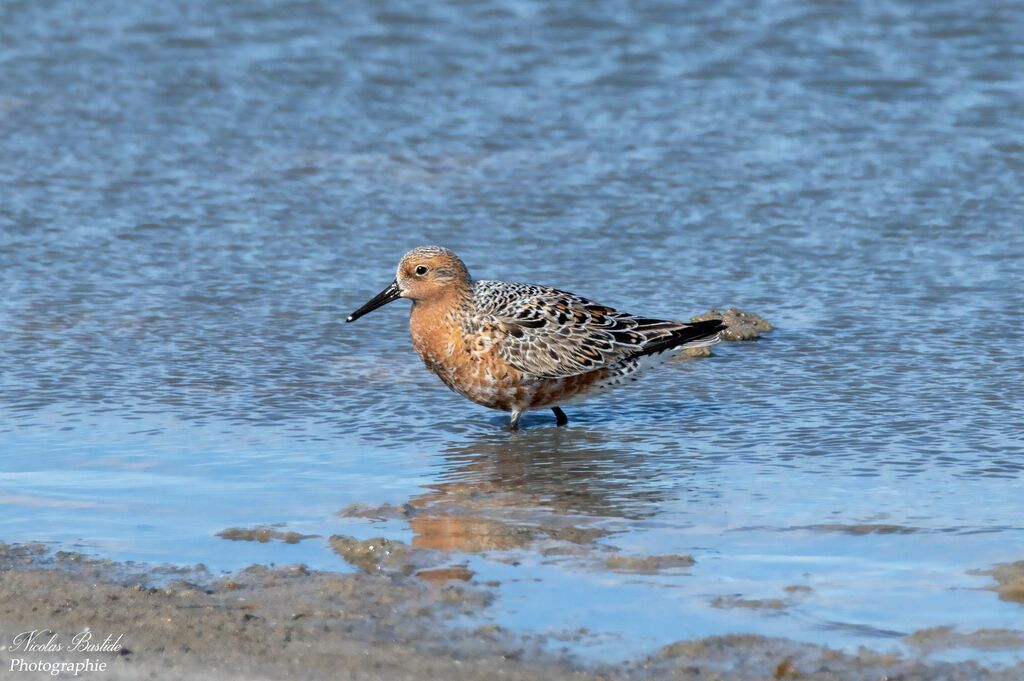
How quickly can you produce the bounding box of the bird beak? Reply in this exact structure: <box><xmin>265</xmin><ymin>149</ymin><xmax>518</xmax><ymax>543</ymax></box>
<box><xmin>346</xmin><ymin>280</ymin><xmax>402</xmax><ymax>322</ymax></box>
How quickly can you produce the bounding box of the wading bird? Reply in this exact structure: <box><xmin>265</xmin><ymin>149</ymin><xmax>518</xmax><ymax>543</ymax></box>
<box><xmin>347</xmin><ymin>246</ymin><xmax>725</xmax><ymax>429</ymax></box>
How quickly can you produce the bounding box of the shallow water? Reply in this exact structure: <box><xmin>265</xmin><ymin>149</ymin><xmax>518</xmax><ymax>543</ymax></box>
<box><xmin>2</xmin><ymin>0</ymin><xmax>1024</xmax><ymax>666</ymax></box>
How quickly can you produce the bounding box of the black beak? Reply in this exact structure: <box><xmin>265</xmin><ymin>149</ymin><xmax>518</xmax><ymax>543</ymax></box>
<box><xmin>346</xmin><ymin>280</ymin><xmax>402</xmax><ymax>322</ymax></box>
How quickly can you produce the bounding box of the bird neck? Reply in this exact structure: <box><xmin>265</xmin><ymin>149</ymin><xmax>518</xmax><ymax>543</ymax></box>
<box><xmin>409</xmin><ymin>281</ymin><xmax>473</xmax><ymax>339</ymax></box>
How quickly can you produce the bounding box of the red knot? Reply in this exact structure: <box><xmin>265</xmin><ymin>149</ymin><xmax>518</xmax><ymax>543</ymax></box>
<box><xmin>347</xmin><ymin>246</ymin><xmax>725</xmax><ymax>430</ymax></box>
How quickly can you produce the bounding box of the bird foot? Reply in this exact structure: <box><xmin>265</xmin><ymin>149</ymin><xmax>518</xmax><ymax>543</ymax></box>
<box><xmin>552</xmin><ymin>406</ymin><xmax>568</xmax><ymax>427</ymax></box>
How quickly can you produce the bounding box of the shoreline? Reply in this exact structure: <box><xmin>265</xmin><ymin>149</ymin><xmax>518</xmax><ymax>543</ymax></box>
<box><xmin>1</xmin><ymin>542</ymin><xmax>1021</xmax><ymax>681</ymax></box>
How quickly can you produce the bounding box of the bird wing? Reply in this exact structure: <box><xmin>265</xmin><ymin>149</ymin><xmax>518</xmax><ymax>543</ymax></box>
<box><xmin>472</xmin><ymin>281</ymin><xmax>724</xmax><ymax>379</ymax></box>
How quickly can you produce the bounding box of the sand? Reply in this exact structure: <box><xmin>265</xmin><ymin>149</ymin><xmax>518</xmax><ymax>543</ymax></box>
<box><xmin>2</xmin><ymin>542</ymin><xmax>1022</xmax><ymax>681</ymax></box>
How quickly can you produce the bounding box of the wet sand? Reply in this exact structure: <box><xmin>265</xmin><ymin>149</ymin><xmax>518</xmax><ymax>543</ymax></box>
<box><xmin>2</xmin><ymin>543</ymin><xmax>1022</xmax><ymax>681</ymax></box>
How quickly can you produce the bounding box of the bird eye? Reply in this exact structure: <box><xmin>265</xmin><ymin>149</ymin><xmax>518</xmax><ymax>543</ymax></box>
<box><xmin>415</xmin><ymin>265</ymin><xmax>428</xmax><ymax>275</ymax></box>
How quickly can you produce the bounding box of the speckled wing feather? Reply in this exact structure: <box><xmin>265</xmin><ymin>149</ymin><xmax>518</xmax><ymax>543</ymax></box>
<box><xmin>471</xmin><ymin>281</ymin><xmax>725</xmax><ymax>380</ymax></box>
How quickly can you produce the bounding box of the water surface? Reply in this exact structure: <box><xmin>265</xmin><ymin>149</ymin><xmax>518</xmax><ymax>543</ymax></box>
<box><xmin>2</xmin><ymin>0</ymin><xmax>1023</xmax><ymax>665</ymax></box>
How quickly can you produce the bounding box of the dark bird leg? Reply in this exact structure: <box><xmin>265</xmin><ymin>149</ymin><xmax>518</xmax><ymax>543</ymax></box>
<box><xmin>552</xmin><ymin>406</ymin><xmax>568</xmax><ymax>426</ymax></box>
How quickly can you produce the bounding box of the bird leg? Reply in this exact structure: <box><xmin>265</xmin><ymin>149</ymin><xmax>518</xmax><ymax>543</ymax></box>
<box><xmin>552</xmin><ymin>406</ymin><xmax>568</xmax><ymax>426</ymax></box>
<box><xmin>509</xmin><ymin>409</ymin><xmax>524</xmax><ymax>431</ymax></box>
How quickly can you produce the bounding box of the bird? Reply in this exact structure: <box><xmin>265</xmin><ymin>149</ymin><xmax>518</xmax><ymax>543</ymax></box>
<box><xmin>346</xmin><ymin>246</ymin><xmax>726</xmax><ymax>430</ymax></box>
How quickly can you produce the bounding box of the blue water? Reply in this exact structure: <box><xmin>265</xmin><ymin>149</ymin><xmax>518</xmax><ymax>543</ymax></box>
<box><xmin>2</xmin><ymin>0</ymin><xmax>1023</xmax><ymax>664</ymax></box>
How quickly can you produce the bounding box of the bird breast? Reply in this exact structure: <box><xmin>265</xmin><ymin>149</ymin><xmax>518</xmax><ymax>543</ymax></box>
<box><xmin>409</xmin><ymin>305</ymin><xmax>524</xmax><ymax>409</ymax></box>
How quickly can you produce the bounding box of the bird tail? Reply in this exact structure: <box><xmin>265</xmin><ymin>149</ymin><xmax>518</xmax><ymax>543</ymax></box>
<box><xmin>632</xmin><ymin>319</ymin><xmax>727</xmax><ymax>359</ymax></box>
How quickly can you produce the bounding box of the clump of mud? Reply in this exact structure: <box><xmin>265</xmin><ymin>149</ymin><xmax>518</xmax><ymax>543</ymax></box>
<box><xmin>329</xmin><ymin>535</ymin><xmax>433</xmax><ymax>575</ymax></box>
<box><xmin>680</xmin><ymin>307</ymin><xmax>772</xmax><ymax>357</ymax></box>
<box><xmin>691</xmin><ymin>308</ymin><xmax>773</xmax><ymax>341</ymax></box>
<box><xmin>905</xmin><ymin>626</ymin><xmax>1024</xmax><ymax>651</ymax></box>
<box><xmin>338</xmin><ymin>502</ymin><xmax>418</xmax><ymax>519</ymax></box>
<box><xmin>794</xmin><ymin>523</ymin><xmax>920</xmax><ymax>535</ymax></box>
<box><xmin>710</xmin><ymin>596</ymin><xmax>787</xmax><ymax>610</ymax></box>
<box><xmin>605</xmin><ymin>553</ymin><xmax>695</xmax><ymax>573</ymax></box>
<box><xmin>217</xmin><ymin>526</ymin><xmax>318</xmax><ymax>544</ymax></box>
<box><xmin>977</xmin><ymin>560</ymin><xmax>1024</xmax><ymax>604</ymax></box>
<box><xmin>783</xmin><ymin>585</ymin><xmax>813</xmax><ymax>594</ymax></box>
<box><xmin>327</xmin><ymin>534</ymin><xmax>477</xmax><ymax>584</ymax></box>
<box><xmin>707</xmin><ymin>586</ymin><xmax>816</xmax><ymax>614</ymax></box>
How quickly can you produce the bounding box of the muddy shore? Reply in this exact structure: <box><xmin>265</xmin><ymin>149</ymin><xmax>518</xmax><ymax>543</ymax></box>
<box><xmin>1</xmin><ymin>543</ymin><xmax>1021</xmax><ymax>681</ymax></box>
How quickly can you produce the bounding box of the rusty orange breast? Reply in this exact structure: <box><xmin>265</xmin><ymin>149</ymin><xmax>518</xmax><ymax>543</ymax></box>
<box><xmin>408</xmin><ymin>298</ymin><xmax>526</xmax><ymax>410</ymax></box>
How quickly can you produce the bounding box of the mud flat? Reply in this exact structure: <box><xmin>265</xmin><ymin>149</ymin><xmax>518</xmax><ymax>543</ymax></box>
<box><xmin>2</xmin><ymin>543</ymin><xmax>1022</xmax><ymax>681</ymax></box>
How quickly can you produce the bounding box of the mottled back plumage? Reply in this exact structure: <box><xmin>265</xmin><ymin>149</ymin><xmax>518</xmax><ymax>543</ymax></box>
<box><xmin>471</xmin><ymin>281</ymin><xmax>724</xmax><ymax>379</ymax></box>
